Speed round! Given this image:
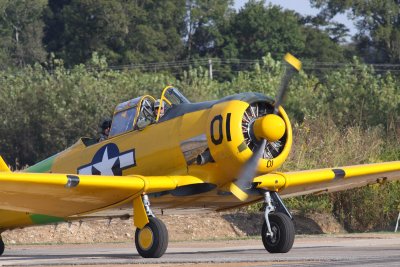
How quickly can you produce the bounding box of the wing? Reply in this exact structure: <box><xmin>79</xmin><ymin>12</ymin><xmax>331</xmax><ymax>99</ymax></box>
<box><xmin>253</xmin><ymin>161</ymin><xmax>400</xmax><ymax>197</ymax></box>
<box><xmin>0</xmin><ymin>171</ymin><xmax>203</xmax><ymax>217</ymax></box>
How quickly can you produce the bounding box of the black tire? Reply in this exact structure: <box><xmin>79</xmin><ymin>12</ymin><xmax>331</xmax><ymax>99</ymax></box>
<box><xmin>135</xmin><ymin>217</ymin><xmax>168</xmax><ymax>258</ymax></box>
<box><xmin>261</xmin><ymin>212</ymin><xmax>295</xmax><ymax>253</ymax></box>
<box><xmin>0</xmin><ymin>238</ymin><xmax>4</xmax><ymax>256</ymax></box>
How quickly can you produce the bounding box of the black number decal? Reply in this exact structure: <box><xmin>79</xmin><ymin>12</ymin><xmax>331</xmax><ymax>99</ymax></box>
<box><xmin>226</xmin><ymin>113</ymin><xmax>232</xmax><ymax>141</ymax></box>
<box><xmin>210</xmin><ymin>115</ymin><xmax>223</xmax><ymax>145</ymax></box>
<box><xmin>266</xmin><ymin>160</ymin><xmax>274</xmax><ymax>168</ymax></box>
<box><xmin>210</xmin><ymin>113</ymin><xmax>232</xmax><ymax>145</ymax></box>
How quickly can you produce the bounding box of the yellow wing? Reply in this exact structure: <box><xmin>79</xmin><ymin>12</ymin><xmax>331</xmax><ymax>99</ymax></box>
<box><xmin>0</xmin><ymin>171</ymin><xmax>203</xmax><ymax>218</ymax></box>
<box><xmin>253</xmin><ymin>161</ymin><xmax>400</xmax><ymax>197</ymax></box>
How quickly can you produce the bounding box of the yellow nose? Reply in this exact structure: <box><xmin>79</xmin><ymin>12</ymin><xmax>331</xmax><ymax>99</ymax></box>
<box><xmin>253</xmin><ymin>114</ymin><xmax>286</xmax><ymax>142</ymax></box>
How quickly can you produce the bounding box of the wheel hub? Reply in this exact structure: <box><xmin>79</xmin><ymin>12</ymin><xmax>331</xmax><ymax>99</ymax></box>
<box><xmin>138</xmin><ymin>227</ymin><xmax>154</xmax><ymax>250</ymax></box>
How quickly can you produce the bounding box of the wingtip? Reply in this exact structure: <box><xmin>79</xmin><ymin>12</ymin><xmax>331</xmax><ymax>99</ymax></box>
<box><xmin>0</xmin><ymin>156</ymin><xmax>10</xmax><ymax>172</ymax></box>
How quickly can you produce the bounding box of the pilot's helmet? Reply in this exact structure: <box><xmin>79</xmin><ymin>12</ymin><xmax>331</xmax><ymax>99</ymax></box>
<box><xmin>100</xmin><ymin>119</ymin><xmax>112</xmax><ymax>130</ymax></box>
<box><xmin>154</xmin><ymin>99</ymin><xmax>163</xmax><ymax>109</ymax></box>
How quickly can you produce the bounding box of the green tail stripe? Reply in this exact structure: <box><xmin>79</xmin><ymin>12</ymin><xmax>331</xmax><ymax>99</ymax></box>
<box><xmin>25</xmin><ymin>154</ymin><xmax>57</xmax><ymax>173</ymax></box>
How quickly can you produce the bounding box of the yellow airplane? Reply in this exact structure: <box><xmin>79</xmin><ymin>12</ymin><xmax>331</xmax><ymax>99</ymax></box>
<box><xmin>0</xmin><ymin>54</ymin><xmax>399</xmax><ymax>258</ymax></box>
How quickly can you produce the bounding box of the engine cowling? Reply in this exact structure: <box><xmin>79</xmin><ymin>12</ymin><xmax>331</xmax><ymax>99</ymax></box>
<box><xmin>206</xmin><ymin>97</ymin><xmax>292</xmax><ymax>182</ymax></box>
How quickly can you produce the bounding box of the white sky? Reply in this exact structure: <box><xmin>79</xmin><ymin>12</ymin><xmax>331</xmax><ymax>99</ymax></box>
<box><xmin>234</xmin><ymin>0</ymin><xmax>356</xmax><ymax>37</ymax></box>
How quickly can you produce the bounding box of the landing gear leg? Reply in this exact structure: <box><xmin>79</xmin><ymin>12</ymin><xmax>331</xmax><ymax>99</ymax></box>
<box><xmin>261</xmin><ymin>191</ymin><xmax>295</xmax><ymax>253</ymax></box>
<box><xmin>0</xmin><ymin>236</ymin><xmax>4</xmax><ymax>256</ymax></box>
<box><xmin>134</xmin><ymin>194</ymin><xmax>168</xmax><ymax>258</ymax></box>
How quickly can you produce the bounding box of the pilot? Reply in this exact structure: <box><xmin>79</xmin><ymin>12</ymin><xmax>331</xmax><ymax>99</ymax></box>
<box><xmin>154</xmin><ymin>99</ymin><xmax>165</xmax><ymax>118</ymax></box>
<box><xmin>98</xmin><ymin>119</ymin><xmax>112</xmax><ymax>142</ymax></box>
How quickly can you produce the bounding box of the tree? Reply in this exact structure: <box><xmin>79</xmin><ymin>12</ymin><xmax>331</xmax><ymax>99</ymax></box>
<box><xmin>310</xmin><ymin>0</ymin><xmax>400</xmax><ymax>63</ymax></box>
<box><xmin>44</xmin><ymin>0</ymin><xmax>130</xmax><ymax>66</ymax></box>
<box><xmin>298</xmin><ymin>15</ymin><xmax>349</xmax><ymax>63</ymax></box>
<box><xmin>44</xmin><ymin>0</ymin><xmax>186</xmax><ymax>66</ymax></box>
<box><xmin>226</xmin><ymin>1</ymin><xmax>305</xmax><ymax>60</ymax></box>
<box><xmin>0</xmin><ymin>0</ymin><xmax>47</xmax><ymax>67</ymax></box>
<box><xmin>123</xmin><ymin>0</ymin><xmax>186</xmax><ymax>64</ymax></box>
<box><xmin>300</xmin><ymin>27</ymin><xmax>346</xmax><ymax>63</ymax></box>
<box><xmin>184</xmin><ymin>0</ymin><xmax>234</xmax><ymax>58</ymax></box>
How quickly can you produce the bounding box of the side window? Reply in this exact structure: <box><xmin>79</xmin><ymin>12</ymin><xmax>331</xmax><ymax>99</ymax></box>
<box><xmin>109</xmin><ymin>107</ymin><xmax>137</xmax><ymax>137</ymax></box>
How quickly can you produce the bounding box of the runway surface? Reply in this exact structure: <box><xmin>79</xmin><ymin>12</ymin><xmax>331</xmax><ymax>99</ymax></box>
<box><xmin>1</xmin><ymin>233</ymin><xmax>400</xmax><ymax>266</ymax></box>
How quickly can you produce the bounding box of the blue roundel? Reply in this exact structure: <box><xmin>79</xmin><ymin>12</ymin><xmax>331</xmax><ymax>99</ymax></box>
<box><xmin>77</xmin><ymin>143</ymin><xmax>136</xmax><ymax>176</ymax></box>
<box><xmin>92</xmin><ymin>143</ymin><xmax>120</xmax><ymax>163</ymax></box>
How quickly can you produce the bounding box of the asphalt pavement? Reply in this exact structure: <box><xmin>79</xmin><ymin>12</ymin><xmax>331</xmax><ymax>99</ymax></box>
<box><xmin>1</xmin><ymin>233</ymin><xmax>400</xmax><ymax>266</ymax></box>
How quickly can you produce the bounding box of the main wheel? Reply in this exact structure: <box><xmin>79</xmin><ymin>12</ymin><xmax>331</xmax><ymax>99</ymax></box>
<box><xmin>135</xmin><ymin>217</ymin><xmax>168</xmax><ymax>258</ymax></box>
<box><xmin>0</xmin><ymin>237</ymin><xmax>4</xmax><ymax>256</ymax></box>
<box><xmin>261</xmin><ymin>212</ymin><xmax>295</xmax><ymax>253</ymax></box>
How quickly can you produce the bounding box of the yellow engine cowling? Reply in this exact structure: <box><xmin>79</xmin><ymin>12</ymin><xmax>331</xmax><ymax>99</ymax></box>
<box><xmin>206</xmin><ymin>98</ymin><xmax>292</xmax><ymax>181</ymax></box>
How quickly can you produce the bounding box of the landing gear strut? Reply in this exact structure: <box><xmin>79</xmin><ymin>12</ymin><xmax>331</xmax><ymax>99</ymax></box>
<box><xmin>134</xmin><ymin>194</ymin><xmax>168</xmax><ymax>258</ymax></box>
<box><xmin>261</xmin><ymin>191</ymin><xmax>295</xmax><ymax>253</ymax></box>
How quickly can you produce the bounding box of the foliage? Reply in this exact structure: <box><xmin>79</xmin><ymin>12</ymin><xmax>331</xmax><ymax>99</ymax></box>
<box><xmin>0</xmin><ymin>0</ymin><xmax>350</xmax><ymax>70</ymax></box>
<box><xmin>311</xmin><ymin>0</ymin><xmax>400</xmax><ymax>63</ymax></box>
<box><xmin>44</xmin><ymin>0</ymin><xmax>186</xmax><ymax>66</ymax></box>
<box><xmin>3</xmin><ymin>0</ymin><xmax>400</xmax><ymax>72</ymax></box>
<box><xmin>0</xmin><ymin>0</ymin><xmax>47</xmax><ymax>67</ymax></box>
<box><xmin>227</xmin><ymin>1</ymin><xmax>305</xmax><ymax>60</ymax></box>
<box><xmin>299</xmin><ymin>26</ymin><xmax>346</xmax><ymax>63</ymax></box>
<box><xmin>331</xmin><ymin>181</ymin><xmax>400</xmax><ymax>232</ymax></box>
<box><xmin>283</xmin><ymin>118</ymin><xmax>400</xmax><ymax>231</ymax></box>
<box><xmin>184</xmin><ymin>0</ymin><xmax>234</xmax><ymax>58</ymax></box>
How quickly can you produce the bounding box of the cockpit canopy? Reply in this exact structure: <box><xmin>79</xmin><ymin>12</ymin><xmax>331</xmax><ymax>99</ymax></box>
<box><xmin>109</xmin><ymin>86</ymin><xmax>190</xmax><ymax>138</ymax></box>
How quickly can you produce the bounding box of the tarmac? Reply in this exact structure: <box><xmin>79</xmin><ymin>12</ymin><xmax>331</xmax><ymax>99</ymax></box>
<box><xmin>1</xmin><ymin>233</ymin><xmax>400</xmax><ymax>266</ymax></box>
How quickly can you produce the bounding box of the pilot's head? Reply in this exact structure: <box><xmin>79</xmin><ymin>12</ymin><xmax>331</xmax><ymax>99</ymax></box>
<box><xmin>100</xmin><ymin>119</ymin><xmax>112</xmax><ymax>136</ymax></box>
<box><xmin>154</xmin><ymin>100</ymin><xmax>164</xmax><ymax>117</ymax></box>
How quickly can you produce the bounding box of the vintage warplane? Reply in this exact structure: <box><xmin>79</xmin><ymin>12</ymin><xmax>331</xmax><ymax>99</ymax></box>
<box><xmin>0</xmin><ymin>54</ymin><xmax>399</xmax><ymax>258</ymax></box>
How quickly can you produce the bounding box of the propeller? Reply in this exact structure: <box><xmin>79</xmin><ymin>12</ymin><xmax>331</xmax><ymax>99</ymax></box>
<box><xmin>230</xmin><ymin>53</ymin><xmax>302</xmax><ymax>201</ymax></box>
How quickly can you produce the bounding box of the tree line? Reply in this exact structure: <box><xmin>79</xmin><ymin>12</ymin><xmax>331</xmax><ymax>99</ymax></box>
<box><xmin>1</xmin><ymin>0</ymin><xmax>399</xmax><ymax>70</ymax></box>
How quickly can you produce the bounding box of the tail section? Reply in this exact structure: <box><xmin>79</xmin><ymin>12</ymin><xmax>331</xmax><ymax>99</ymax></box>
<box><xmin>0</xmin><ymin>156</ymin><xmax>10</xmax><ymax>172</ymax></box>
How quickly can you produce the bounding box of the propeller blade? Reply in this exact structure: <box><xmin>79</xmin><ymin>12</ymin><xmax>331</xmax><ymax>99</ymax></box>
<box><xmin>230</xmin><ymin>53</ymin><xmax>302</xmax><ymax>201</ymax></box>
<box><xmin>231</xmin><ymin>139</ymin><xmax>267</xmax><ymax>201</ymax></box>
<box><xmin>273</xmin><ymin>53</ymin><xmax>302</xmax><ymax>114</ymax></box>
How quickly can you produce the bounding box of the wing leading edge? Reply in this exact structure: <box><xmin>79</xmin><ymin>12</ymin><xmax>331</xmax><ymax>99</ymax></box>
<box><xmin>253</xmin><ymin>161</ymin><xmax>400</xmax><ymax>197</ymax></box>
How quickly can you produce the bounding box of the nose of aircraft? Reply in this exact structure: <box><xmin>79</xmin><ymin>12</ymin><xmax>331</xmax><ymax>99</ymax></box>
<box><xmin>253</xmin><ymin>114</ymin><xmax>286</xmax><ymax>142</ymax></box>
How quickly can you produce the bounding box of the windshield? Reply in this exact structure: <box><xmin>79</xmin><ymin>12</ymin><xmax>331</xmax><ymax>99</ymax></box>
<box><xmin>163</xmin><ymin>87</ymin><xmax>190</xmax><ymax>105</ymax></box>
<box><xmin>109</xmin><ymin>95</ymin><xmax>156</xmax><ymax>137</ymax></box>
<box><xmin>109</xmin><ymin>97</ymin><xmax>141</xmax><ymax>137</ymax></box>
<box><xmin>156</xmin><ymin>86</ymin><xmax>190</xmax><ymax>121</ymax></box>
<box><xmin>109</xmin><ymin>107</ymin><xmax>137</xmax><ymax>137</ymax></box>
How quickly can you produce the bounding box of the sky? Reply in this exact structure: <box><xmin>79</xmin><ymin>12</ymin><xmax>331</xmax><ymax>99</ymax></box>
<box><xmin>234</xmin><ymin>0</ymin><xmax>357</xmax><ymax>37</ymax></box>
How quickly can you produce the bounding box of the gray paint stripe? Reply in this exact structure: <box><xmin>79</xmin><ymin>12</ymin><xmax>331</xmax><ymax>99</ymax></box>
<box><xmin>332</xmin><ymin>169</ymin><xmax>346</xmax><ymax>179</ymax></box>
<box><xmin>237</xmin><ymin>141</ymin><xmax>247</xmax><ymax>153</ymax></box>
